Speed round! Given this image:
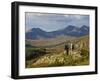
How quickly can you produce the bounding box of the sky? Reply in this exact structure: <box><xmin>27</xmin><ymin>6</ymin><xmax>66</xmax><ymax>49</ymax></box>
<box><xmin>25</xmin><ymin>12</ymin><xmax>89</xmax><ymax>32</ymax></box>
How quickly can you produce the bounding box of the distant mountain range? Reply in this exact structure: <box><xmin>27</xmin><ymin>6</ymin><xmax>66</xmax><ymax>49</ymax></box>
<box><xmin>26</xmin><ymin>25</ymin><xmax>89</xmax><ymax>39</ymax></box>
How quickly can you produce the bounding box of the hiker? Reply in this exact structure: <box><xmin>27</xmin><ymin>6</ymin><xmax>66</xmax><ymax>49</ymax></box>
<box><xmin>65</xmin><ymin>44</ymin><xmax>70</xmax><ymax>55</ymax></box>
<box><xmin>72</xmin><ymin>44</ymin><xmax>75</xmax><ymax>51</ymax></box>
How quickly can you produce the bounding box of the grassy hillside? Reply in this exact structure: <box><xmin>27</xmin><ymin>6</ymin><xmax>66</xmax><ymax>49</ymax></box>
<box><xmin>25</xmin><ymin>35</ymin><xmax>89</xmax><ymax>68</ymax></box>
<box><xmin>26</xmin><ymin>35</ymin><xmax>76</xmax><ymax>47</ymax></box>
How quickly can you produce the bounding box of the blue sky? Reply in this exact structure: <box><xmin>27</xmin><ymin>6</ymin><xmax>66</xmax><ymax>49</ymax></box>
<box><xmin>26</xmin><ymin>12</ymin><xmax>89</xmax><ymax>32</ymax></box>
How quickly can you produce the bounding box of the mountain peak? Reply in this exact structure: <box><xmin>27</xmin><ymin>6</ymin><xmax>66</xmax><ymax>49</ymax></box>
<box><xmin>31</xmin><ymin>28</ymin><xmax>42</xmax><ymax>31</ymax></box>
<box><xmin>80</xmin><ymin>25</ymin><xmax>89</xmax><ymax>31</ymax></box>
<box><xmin>64</xmin><ymin>25</ymin><xmax>76</xmax><ymax>32</ymax></box>
<box><xmin>81</xmin><ymin>25</ymin><xmax>89</xmax><ymax>27</ymax></box>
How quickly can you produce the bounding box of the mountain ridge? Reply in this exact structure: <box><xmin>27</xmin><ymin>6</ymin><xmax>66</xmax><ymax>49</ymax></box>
<box><xmin>26</xmin><ymin>25</ymin><xmax>89</xmax><ymax>39</ymax></box>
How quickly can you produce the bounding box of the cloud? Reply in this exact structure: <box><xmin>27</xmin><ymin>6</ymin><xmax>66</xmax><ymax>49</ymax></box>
<box><xmin>74</xmin><ymin>15</ymin><xmax>82</xmax><ymax>20</ymax></box>
<box><xmin>26</xmin><ymin>13</ymin><xmax>89</xmax><ymax>32</ymax></box>
<box><xmin>63</xmin><ymin>15</ymin><xmax>69</xmax><ymax>17</ymax></box>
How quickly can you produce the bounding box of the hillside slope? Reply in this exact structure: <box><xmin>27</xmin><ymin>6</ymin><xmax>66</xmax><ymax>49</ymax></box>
<box><xmin>26</xmin><ymin>35</ymin><xmax>89</xmax><ymax>68</ymax></box>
